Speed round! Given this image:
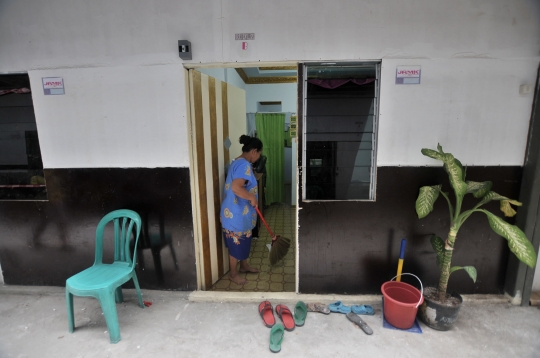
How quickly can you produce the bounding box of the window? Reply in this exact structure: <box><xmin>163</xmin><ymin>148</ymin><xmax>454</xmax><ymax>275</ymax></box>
<box><xmin>0</xmin><ymin>74</ymin><xmax>47</xmax><ymax>200</ymax></box>
<box><xmin>302</xmin><ymin>62</ymin><xmax>380</xmax><ymax>200</ymax></box>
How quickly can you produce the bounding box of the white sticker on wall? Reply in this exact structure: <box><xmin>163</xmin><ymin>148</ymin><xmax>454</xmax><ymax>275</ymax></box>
<box><xmin>235</xmin><ymin>33</ymin><xmax>255</xmax><ymax>40</ymax></box>
<box><xmin>42</xmin><ymin>77</ymin><xmax>65</xmax><ymax>95</ymax></box>
<box><xmin>395</xmin><ymin>66</ymin><xmax>421</xmax><ymax>85</ymax></box>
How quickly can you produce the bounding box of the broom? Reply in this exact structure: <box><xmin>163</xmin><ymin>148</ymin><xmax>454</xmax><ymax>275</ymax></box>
<box><xmin>255</xmin><ymin>206</ymin><xmax>291</xmax><ymax>266</ymax></box>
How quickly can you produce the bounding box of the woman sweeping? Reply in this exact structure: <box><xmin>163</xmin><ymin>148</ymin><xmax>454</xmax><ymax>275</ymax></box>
<box><xmin>220</xmin><ymin>135</ymin><xmax>263</xmax><ymax>285</ymax></box>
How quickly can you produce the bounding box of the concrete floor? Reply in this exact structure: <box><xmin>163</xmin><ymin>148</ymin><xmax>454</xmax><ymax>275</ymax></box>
<box><xmin>1</xmin><ymin>286</ymin><xmax>539</xmax><ymax>358</ymax></box>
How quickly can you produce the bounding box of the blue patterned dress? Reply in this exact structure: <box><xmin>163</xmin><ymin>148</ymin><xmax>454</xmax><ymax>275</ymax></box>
<box><xmin>220</xmin><ymin>158</ymin><xmax>258</xmax><ymax>260</ymax></box>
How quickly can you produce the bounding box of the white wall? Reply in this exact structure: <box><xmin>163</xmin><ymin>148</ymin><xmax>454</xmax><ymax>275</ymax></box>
<box><xmin>29</xmin><ymin>66</ymin><xmax>188</xmax><ymax>168</ymax></box>
<box><xmin>0</xmin><ymin>0</ymin><xmax>539</xmax><ymax>169</ymax></box>
<box><xmin>378</xmin><ymin>58</ymin><xmax>539</xmax><ymax>166</ymax></box>
<box><xmin>245</xmin><ymin>83</ymin><xmax>297</xmax><ymax>113</ymax></box>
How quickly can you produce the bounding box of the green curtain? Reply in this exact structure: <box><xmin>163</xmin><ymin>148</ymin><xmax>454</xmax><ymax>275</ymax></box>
<box><xmin>255</xmin><ymin>113</ymin><xmax>285</xmax><ymax>205</ymax></box>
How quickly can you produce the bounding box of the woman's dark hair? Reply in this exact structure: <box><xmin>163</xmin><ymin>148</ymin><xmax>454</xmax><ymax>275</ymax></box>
<box><xmin>239</xmin><ymin>135</ymin><xmax>263</xmax><ymax>152</ymax></box>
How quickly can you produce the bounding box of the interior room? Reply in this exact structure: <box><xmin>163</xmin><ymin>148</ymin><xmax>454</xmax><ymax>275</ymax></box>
<box><xmin>194</xmin><ymin>66</ymin><xmax>298</xmax><ymax>292</ymax></box>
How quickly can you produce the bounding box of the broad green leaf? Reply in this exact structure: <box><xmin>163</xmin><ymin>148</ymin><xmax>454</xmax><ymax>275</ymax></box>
<box><xmin>477</xmin><ymin>191</ymin><xmax>508</xmax><ymax>207</ymax></box>
<box><xmin>422</xmin><ymin>148</ymin><xmax>444</xmax><ymax>161</ymax></box>
<box><xmin>449</xmin><ymin>266</ymin><xmax>477</xmax><ymax>282</ymax></box>
<box><xmin>416</xmin><ymin>185</ymin><xmax>442</xmax><ymax>218</ymax></box>
<box><xmin>442</xmin><ymin>153</ymin><xmax>468</xmax><ymax>196</ymax></box>
<box><xmin>463</xmin><ymin>266</ymin><xmax>477</xmax><ymax>283</ymax></box>
<box><xmin>466</xmin><ymin>181</ymin><xmax>493</xmax><ymax>198</ymax></box>
<box><xmin>430</xmin><ymin>235</ymin><xmax>445</xmax><ymax>269</ymax></box>
<box><xmin>483</xmin><ymin>211</ymin><xmax>537</xmax><ymax>268</ymax></box>
<box><xmin>454</xmin><ymin>157</ymin><xmax>465</xmax><ymax>181</ymax></box>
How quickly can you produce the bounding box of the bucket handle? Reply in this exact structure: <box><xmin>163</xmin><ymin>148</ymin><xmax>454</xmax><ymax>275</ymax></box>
<box><xmin>391</xmin><ymin>273</ymin><xmax>424</xmax><ymax>308</ymax></box>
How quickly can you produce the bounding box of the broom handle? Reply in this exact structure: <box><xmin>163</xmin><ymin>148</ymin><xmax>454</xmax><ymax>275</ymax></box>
<box><xmin>255</xmin><ymin>206</ymin><xmax>275</xmax><ymax>238</ymax></box>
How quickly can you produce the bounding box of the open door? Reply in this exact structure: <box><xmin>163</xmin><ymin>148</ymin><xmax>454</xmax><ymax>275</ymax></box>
<box><xmin>187</xmin><ymin>69</ymin><xmax>247</xmax><ymax>290</ymax></box>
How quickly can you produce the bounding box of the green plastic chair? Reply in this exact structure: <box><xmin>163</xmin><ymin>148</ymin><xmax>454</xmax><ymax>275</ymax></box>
<box><xmin>66</xmin><ymin>209</ymin><xmax>144</xmax><ymax>343</ymax></box>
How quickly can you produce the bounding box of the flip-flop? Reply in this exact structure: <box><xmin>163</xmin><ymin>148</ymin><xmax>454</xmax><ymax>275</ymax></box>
<box><xmin>351</xmin><ymin>304</ymin><xmax>375</xmax><ymax>315</ymax></box>
<box><xmin>346</xmin><ymin>312</ymin><xmax>373</xmax><ymax>335</ymax></box>
<box><xmin>329</xmin><ymin>301</ymin><xmax>352</xmax><ymax>314</ymax></box>
<box><xmin>294</xmin><ymin>301</ymin><xmax>307</xmax><ymax>327</ymax></box>
<box><xmin>275</xmin><ymin>304</ymin><xmax>295</xmax><ymax>331</ymax></box>
<box><xmin>258</xmin><ymin>300</ymin><xmax>276</xmax><ymax>328</ymax></box>
<box><xmin>269</xmin><ymin>323</ymin><xmax>285</xmax><ymax>353</ymax></box>
<box><xmin>306</xmin><ymin>302</ymin><xmax>330</xmax><ymax>314</ymax></box>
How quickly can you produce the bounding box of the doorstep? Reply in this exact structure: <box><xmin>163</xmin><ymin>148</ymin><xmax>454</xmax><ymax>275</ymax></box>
<box><xmin>188</xmin><ymin>290</ymin><xmax>510</xmax><ymax>304</ymax></box>
<box><xmin>0</xmin><ymin>285</ymin><xmax>512</xmax><ymax>305</ymax></box>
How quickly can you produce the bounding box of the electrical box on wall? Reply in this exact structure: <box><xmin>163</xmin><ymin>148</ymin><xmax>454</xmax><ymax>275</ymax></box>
<box><xmin>178</xmin><ymin>40</ymin><xmax>192</xmax><ymax>60</ymax></box>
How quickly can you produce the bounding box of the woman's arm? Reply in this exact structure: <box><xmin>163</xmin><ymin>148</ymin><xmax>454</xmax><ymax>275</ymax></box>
<box><xmin>231</xmin><ymin>178</ymin><xmax>257</xmax><ymax>207</ymax></box>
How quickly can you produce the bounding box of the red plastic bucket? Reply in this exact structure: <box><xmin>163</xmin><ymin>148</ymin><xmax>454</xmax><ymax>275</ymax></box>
<box><xmin>381</xmin><ymin>273</ymin><xmax>424</xmax><ymax>329</ymax></box>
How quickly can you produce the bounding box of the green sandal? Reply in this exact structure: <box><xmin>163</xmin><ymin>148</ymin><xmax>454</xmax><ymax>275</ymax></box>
<box><xmin>269</xmin><ymin>323</ymin><xmax>285</xmax><ymax>353</ymax></box>
<box><xmin>294</xmin><ymin>301</ymin><xmax>307</xmax><ymax>327</ymax></box>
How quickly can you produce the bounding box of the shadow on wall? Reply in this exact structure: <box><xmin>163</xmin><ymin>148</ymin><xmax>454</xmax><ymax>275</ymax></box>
<box><xmin>298</xmin><ymin>167</ymin><xmax>521</xmax><ymax>295</ymax></box>
<box><xmin>133</xmin><ymin>211</ymin><xmax>179</xmax><ymax>285</ymax></box>
<box><xmin>0</xmin><ymin>167</ymin><xmax>197</xmax><ymax>290</ymax></box>
<box><xmin>359</xmin><ymin>229</ymin><xmax>427</xmax><ymax>292</ymax></box>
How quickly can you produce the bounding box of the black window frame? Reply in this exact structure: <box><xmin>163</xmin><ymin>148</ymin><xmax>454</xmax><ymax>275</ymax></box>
<box><xmin>299</xmin><ymin>61</ymin><xmax>380</xmax><ymax>202</ymax></box>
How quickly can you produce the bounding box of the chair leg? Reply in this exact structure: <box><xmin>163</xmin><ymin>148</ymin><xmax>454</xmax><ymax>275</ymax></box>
<box><xmin>98</xmin><ymin>292</ymin><xmax>121</xmax><ymax>344</ymax></box>
<box><xmin>115</xmin><ymin>286</ymin><xmax>124</xmax><ymax>304</ymax></box>
<box><xmin>132</xmin><ymin>273</ymin><xmax>144</xmax><ymax>308</ymax></box>
<box><xmin>66</xmin><ymin>290</ymin><xmax>75</xmax><ymax>333</ymax></box>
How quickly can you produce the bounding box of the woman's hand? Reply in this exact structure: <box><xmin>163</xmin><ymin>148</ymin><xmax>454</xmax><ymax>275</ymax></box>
<box><xmin>249</xmin><ymin>194</ymin><xmax>258</xmax><ymax>208</ymax></box>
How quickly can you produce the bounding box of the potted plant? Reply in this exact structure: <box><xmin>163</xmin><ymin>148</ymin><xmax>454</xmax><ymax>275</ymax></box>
<box><xmin>415</xmin><ymin>144</ymin><xmax>537</xmax><ymax>330</ymax></box>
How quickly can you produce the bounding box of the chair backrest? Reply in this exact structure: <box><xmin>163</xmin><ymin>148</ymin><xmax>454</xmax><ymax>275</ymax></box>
<box><xmin>93</xmin><ymin>209</ymin><xmax>142</xmax><ymax>268</ymax></box>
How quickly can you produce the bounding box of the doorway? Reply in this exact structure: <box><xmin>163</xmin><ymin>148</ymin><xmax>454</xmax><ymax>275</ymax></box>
<box><xmin>185</xmin><ymin>64</ymin><xmax>298</xmax><ymax>292</ymax></box>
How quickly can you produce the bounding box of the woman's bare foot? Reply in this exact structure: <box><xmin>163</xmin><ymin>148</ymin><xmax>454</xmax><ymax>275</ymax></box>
<box><xmin>230</xmin><ymin>274</ymin><xmax>247</xmax><ymax>285</ymax></box>
<box><xmin>239</xmin><ymin>263</ymin><xmax>260</xmax><ymax>273</ymax></box>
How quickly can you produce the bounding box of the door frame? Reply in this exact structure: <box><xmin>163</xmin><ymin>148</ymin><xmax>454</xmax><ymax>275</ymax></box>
<box><xmin>184</xmin><ymin>61</ymin><xmax>300</xmax><ymax>291</ymax></box>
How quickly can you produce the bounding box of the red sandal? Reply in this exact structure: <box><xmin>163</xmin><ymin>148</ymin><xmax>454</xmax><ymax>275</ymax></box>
<box><xmin>258</xmin><ymin>300</ymin><xmax>275</xmax><ymax>328</ymax></box>
<box><xmin>275</xmin><ymin>304</ymin><xmax>295</xmax><ymax>331</ymax></box>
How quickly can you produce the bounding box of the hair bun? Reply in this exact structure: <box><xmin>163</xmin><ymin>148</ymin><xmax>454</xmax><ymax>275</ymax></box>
<box><xmin>239</xmin><ymin>135</ymin><xmax>251</xmax><ymax>145</ymax></box>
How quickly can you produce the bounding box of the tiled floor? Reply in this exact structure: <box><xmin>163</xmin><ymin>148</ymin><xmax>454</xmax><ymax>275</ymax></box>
<box><xmin>210</xmin><ymin>202</ymin><xmax>296</xmax><ymax>292</ymax></box>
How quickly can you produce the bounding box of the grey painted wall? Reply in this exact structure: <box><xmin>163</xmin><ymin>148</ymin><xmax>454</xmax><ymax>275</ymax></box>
<box><xmin>0</xmin><ymin>1</ymin><xmax>538</xmax><ymax>291</ymax></box>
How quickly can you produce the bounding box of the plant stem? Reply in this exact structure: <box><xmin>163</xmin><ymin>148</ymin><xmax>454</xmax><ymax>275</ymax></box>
<box><xmin>438</xmin><ymin>227</ymin><xmax>457</xmax><ymax>302</ymax></box>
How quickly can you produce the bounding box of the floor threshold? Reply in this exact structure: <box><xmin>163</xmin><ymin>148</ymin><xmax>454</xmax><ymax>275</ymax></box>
<box><xmin>189</xmin><ymin>290</ymin><xmax>511</xmax><ymax>304</ymax></box>
<box><xmin>0</xmin><ymin>285</ymin><xmax>513</xmax><ymax>305</ymax></box>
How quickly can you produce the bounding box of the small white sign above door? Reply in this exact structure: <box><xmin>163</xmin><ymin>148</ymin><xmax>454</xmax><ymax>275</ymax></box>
<box><xmin>42</xmin><ymin>77</ymin><xmax>65</xmax><ymax>95</ymax></box>
<box><xmin>395</xmin><ymin>66</ymin><xmax>421</xmax><ymax>85</ymax></box>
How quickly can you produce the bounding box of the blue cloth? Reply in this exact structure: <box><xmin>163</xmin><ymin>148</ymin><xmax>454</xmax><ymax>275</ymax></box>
<box><xmin>222</xmin><ymin>230</ymin><xmax>252</xmax><ymax>260</ymax></box>
<box><xmin>220</xmin><ymin>158</ymin><xmax>258</xmax><ymax>260</ymax></box>
<box><xmin>381</xmin><ymin>297</ymin><xmax>423</xmax><ymax>333</ymax></box>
